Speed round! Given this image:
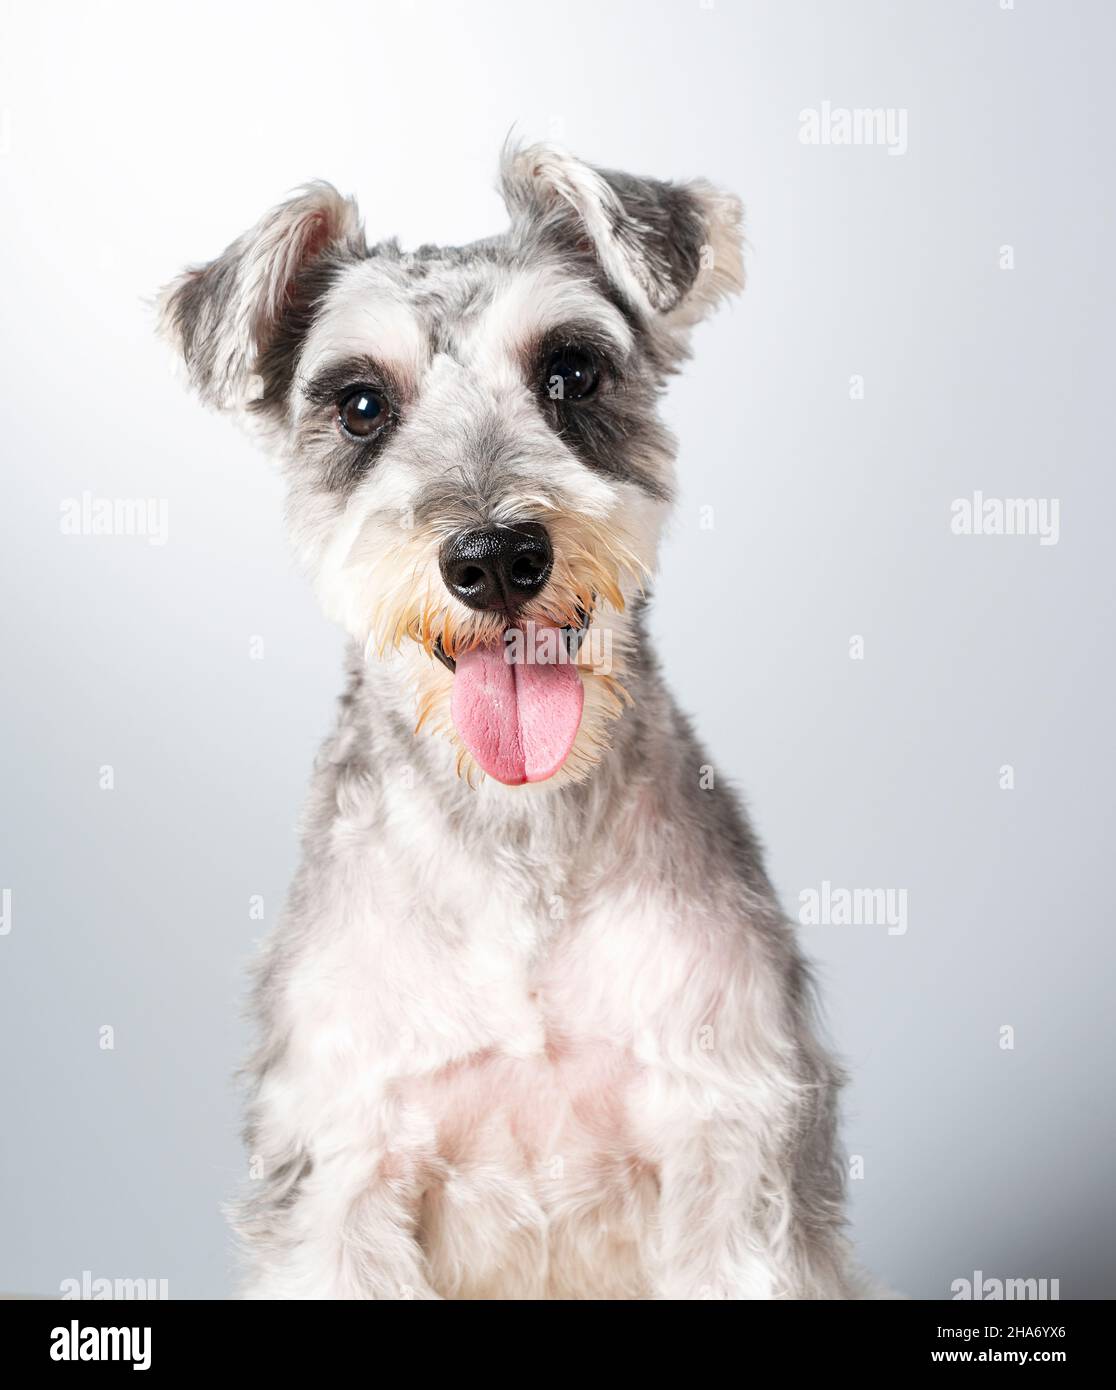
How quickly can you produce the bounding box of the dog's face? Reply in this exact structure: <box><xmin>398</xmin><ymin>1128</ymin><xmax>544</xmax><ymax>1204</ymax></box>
<box><xmin>159</xmin><ymin>145</ymin><xmax>743</xmax><ymax>787</ymax></box>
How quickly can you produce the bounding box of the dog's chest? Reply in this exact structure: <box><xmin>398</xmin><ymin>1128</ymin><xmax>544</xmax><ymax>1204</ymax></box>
<box><xmin>396</xmin><ymin>922</ymin><xmax>659</xmax><ymax>1297</ymax></box>
<box><xmin>411</xmin><ymin>1030</ymin><xmax>637</xmax><ymax>1159</ymax></box>
<box><xmin>405</xmin><ymin>1029</ymin><xmax>656</xmax><ymax>1299</ymax></box>
<box><xmin>297</xmin><ymin>853</ymin><xmax>673</xmax><ymax>1295</ymax></box>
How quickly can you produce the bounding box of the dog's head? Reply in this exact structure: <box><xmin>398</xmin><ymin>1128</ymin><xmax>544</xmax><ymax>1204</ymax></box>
<box><xmin>158</xmin><ymin>144</ymin><xmax>743</xmax><ymax>787</ymax></box>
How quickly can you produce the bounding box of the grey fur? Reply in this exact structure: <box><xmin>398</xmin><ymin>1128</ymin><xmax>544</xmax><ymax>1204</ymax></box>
<box><xmin>237</xmin><ymin>627</ymin><xmax>851</xmax><ymax>1291</ymax></box>
<box><xmin>158</xmin><ymin>145</ymin><xmax>861</xmax><ymax>1299</ymax></box>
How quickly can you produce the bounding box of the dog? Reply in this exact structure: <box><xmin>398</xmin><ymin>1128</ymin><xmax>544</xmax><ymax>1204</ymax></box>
<box><xmin>158</xmin><ymin>143</ymin><xmax>860</xmax><ymax>1299</ymax></box>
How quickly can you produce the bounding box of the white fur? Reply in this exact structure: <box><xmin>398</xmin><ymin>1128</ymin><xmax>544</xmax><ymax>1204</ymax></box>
<box><xmin>241</xmin><ymin>759</ymin><xmax>855</xmax><ymax>1300</ymax></box>
<box><xmin>159</xmin><ymin>145</ymin><xmax>863</xmax><ymax>1301</ymax></box>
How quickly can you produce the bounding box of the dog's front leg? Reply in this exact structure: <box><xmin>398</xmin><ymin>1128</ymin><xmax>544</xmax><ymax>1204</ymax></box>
<box><xmin>647</xmin><ymin>1101</ymin><xmax>794</xmax><ymax>1300</ymax></box>
<box><xmin>636</xmin><ymin>978</ymin><xmax>849</xmax><ymax>1300</ymax></box>
<box><xmin>239</xmin><ymin>1147</ymin><xmax>443</xmax><ymax>1300</ymax></box>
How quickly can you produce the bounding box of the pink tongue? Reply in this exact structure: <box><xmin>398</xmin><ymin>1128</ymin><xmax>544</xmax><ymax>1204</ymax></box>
<box><xmin>450</xmin><ymin>628</ymin><xmax>584</xmax><ymax>785</ymax></box>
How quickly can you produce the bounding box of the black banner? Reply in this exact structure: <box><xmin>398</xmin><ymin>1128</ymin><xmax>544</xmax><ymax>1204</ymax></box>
<box><xmin>1</xmin><ymin>1297</ymin><xmax>1107</xmax><ymax>1376</ymax></box>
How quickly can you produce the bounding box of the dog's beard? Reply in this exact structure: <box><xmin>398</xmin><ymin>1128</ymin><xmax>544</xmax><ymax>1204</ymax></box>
<box><xmin>357</xmin><ymin>511</ymin><xmax>645</xmax><ymax>786</ymax></box>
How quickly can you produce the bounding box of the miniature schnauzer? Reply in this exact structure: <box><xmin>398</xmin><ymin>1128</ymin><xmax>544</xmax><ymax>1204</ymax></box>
<box><xmin>158</xmin><ymin>143</ymin><xmax>862</xmax><ymax>1299</ymax></box>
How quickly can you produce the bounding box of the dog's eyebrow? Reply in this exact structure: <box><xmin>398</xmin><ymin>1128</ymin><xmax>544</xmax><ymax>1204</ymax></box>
<box><xmin>530</xmin><ymin>318</ymin><xmax>632</xmax><ymax>362</ymax></box>
<box><xmin>471</xmin><ymin>269</ymin><xmax>635</xmax><ymax>361</ymax></box>
<box><xmin>534</xmin><ymin>311</ymin><xmax>634</xmax><ymax>361</ymax></box>
<box><xmin>298</xmin><ymin>356</ymin><xmax>400</xmax><ymax>405</ymax></box>
<box><xmin>296</xmin><ymin>275</ymin><xmax>429</xmax><ymax>408</ymax></box>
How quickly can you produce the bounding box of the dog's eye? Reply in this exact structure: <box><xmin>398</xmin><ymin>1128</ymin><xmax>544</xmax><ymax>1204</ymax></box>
<box><xmin>338</xmin><ymin>387</ymin><xmax>389</xmax><ymax>438</ymax></box>
<box><xmin>543</xmin><ymin>347</ymin><xmax>599</xmax><ymax>403</ymax></box>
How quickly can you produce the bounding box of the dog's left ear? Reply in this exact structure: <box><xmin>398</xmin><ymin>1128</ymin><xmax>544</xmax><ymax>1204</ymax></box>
<box><xmin>500</xmin><ymin>142</ymin><xmax>744</xmax><ymax>328</ymax></box>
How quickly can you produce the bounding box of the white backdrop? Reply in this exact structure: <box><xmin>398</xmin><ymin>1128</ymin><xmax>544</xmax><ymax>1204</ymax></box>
<box><xmin>1</xmin><ymin>0</ymin><xmax>1113</xmax><ymax>1298</ymax></box>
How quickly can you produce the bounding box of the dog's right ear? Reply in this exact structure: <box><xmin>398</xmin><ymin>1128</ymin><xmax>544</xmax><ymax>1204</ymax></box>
<box><xmin>157</xmin><ymin>183</ymin><xmax>364</xmax><ymax>410</ymax></box>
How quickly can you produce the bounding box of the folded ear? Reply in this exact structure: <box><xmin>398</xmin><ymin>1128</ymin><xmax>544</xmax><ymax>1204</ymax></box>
<box><xmin>500</xmin><ymin>142</ymin><xmax>744</xmax><ymax>329</ymax></box>
<box><xmin>157</xmin><ymin>182</ymin><xmax>364</xmax><ymax>410</ymax></box>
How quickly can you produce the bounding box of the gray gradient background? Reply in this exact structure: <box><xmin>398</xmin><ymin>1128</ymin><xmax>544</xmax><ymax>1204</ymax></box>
<box><xmin>1</xmin><ymin>0</ymin><xmax>1113</xmax><ymax>1299</ymax></box>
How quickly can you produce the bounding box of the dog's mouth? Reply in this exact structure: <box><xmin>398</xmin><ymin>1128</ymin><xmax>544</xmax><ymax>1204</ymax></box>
<box><xmin>431</xmin><ymin>608</ymin><xmax>593</xmax><ymax>786</ymax></box>
<box><xmin>431</xmin><ymin>606</ymin><xmax>591</xmax><ymax>674</ymax></box>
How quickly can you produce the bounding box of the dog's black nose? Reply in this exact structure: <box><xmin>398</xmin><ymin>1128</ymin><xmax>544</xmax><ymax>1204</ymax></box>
<box><xmin>439</xmin><ymin>523</ymin><xmax>554</xmax><ymax>613</ymax></box>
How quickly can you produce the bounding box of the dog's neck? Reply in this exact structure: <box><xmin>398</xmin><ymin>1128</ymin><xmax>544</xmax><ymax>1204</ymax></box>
<box><xmin>327</xmin><ymin>631</ymin><xmax>679</xmax><ymax>906</ymax></box>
